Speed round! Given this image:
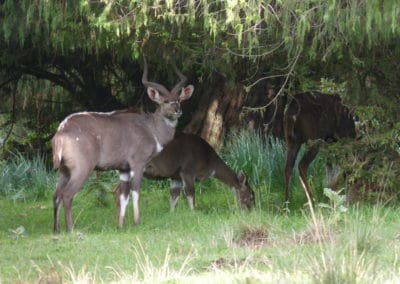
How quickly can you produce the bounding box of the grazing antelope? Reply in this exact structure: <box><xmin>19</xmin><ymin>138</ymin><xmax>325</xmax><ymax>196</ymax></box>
<box><xmin>114</xmin><ymin>133</ymin><xmax>255</xmax><ymax>226</ymax></box>
<box><xmin>51</xmin><ymin>57</ymin><xmax>194</xmax><ymax>232</ymax></box>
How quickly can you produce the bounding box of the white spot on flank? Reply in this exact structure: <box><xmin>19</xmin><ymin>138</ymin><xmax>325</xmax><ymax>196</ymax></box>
<box><xmin>119</xmin><ymin>193</ymin><xmax>129</xmax><ymax>217</ymax></box>
<box><xmin>130</xmin><ymin>171</ymin><xmax>135</xmax><ymax>178</ymax></box>
<box><xmin>164</xmin><ymin>118</ymin><xmax>177</xmax><ymax>128</ymax></box>
<box><xmin>76</xmin><ymin>137</ymin><xmax>79</xmax><ymax>141</ymax></box>
<box><xmin>119</xmin><ymin>173</ymin><xmax>130</xmax><ymax>182</ymax></box>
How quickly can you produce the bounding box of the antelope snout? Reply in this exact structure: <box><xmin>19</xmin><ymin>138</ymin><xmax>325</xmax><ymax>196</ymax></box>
<box><xmin>171</xmin><ymin>103</ymin><xmax>182</xmax><ymax>117</ymax></box>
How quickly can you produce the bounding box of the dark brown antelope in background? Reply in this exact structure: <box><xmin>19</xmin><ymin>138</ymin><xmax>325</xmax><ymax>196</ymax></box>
<box><xmin>283</xmin><ymin>92</ymin><xmax>356</xmax><ymax>202</ymax></box>
<box><xmin>51</xmin><ymin>57</ymin><xmax>194</xmax><ymax>232</ymax></box>
<box><xmin>245</xmin><ymin>91</ymin><xmax>356</xmax><ymax>202</ymax></box>
<box><xmin>115</xmin><ymin>133</ymin><xmax>255</xmax><ymax>226</ymax></box>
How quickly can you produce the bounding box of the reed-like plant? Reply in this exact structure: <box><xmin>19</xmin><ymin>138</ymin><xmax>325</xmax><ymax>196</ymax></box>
<box><xmin>223</xmin><ymin>129</ymin><xmax>328</xmax><ymax>207</ymax></box>
<box><xmin>0</xmin><ymin>152</ymin><xmax>56</xmax><ymax>201</ymax></box>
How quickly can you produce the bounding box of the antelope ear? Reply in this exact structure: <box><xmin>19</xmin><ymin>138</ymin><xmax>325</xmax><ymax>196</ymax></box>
<box><xmin>237</xmin><ymin>170</ymin><xmax>247</xmax><ymax>186</ymax></box>
<box><xmin>179</xmin><ymin>85</ymin><xmax>194</xmax><ymax>101</ymax></box>
<box><xmin>147</xmin><ymin>87</ymin><xmax>162</xmax><ymax>103</ymax></box>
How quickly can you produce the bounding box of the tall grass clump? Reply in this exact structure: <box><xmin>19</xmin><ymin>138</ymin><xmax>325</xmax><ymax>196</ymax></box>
<box><xmin>223</xmin><ymin>130</ymin><xmax>329</xmax><ymax>207</ymax></box>
<box><xmin>224</xmin><ymin>130</ymin><xmax>285</xmax><ymax>188</ymax></box>
<box><xmin>0</xmin><ymin>152</ymin><xmax>56</xmax><ymax>201</ymax></box>
<box><xmin>223</xmin><ymin>130</ymin><xmax>287</xmax><ymax>206</ymax></box>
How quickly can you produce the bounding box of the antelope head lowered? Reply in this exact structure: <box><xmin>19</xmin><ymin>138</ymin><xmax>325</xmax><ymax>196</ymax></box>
<box><xmin>114</xmin><ymin>133</ymin><xmax>255</xmax><ymax>227</ymax></box>
<box><xmin>51</xmin><ymin>57</ymin><xmax>194</xmax><ymax>232</ymax></box>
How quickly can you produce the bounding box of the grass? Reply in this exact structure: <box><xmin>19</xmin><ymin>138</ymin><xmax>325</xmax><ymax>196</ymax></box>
<box><xmin>0</xmin><ymin>152</ymin><xmax>56</xmax><ymax>201</ymax></box>
<box><xmin>0</xmin><ymin>131</ymin><xmax>399</xmax><ymax>283</ymax></box>
<box><xmin>1</xmin><ymin>196</ymin><xmax>399</xmax><ymax>283</ymax></box>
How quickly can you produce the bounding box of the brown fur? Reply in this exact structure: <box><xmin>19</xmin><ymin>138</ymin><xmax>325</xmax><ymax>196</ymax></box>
<box><xmin>114</xmin><ymin>133</ymin><xmax>255</xmax><ymax>226</ymax></box>
<box><xmin>52</xmin><ymin>62</ymin><xmax>194</xmax><ymax>233</ymax></box>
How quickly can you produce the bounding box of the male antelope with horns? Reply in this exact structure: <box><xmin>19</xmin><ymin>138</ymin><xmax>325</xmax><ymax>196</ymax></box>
<box><xmin>51</xmin><ymin>56</ymin><xmax>194</xmax><ymax>232</ymax></box>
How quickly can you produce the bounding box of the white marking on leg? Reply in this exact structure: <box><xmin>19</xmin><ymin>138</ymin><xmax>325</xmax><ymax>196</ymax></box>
<box><xmin>132</xmin><ymin>191</ymin><xmax>140</xmax><ymax>224</ymax></box>
<box><xmin>130</xmin><ymin>171</ymin><xmax>135</xmax><ymax>179</ymax></box>
<box><xmin>170</xmin><ymin>196</ymin><xmax>180</xmax><ymax>210</ymax></box>
<box><xmin>119</xmin><ymin>173</ymin><xmax>130</xmax><ymax>182</ymax></box>
<box><xmin>210</xmin><ymin>170</ymin><xmax>216</xmax><ymax>177</ymax></box>
<box><xmin>326</xmin><ymin>164</ymin><xmax>342</xmax><ymax>189</ymax></box>
<box><xmin>171</xmin><ymin>180</ymin><xmax>183</xmax><ymax>188</ymax></box>
<box><xmin>187</xmin><ymin>196</ymin><xmax>194</xmax><ymax>210</ymax></box>
<box><xmin>119</xmin><ymin>193</ymin><xmax>129</xmax><ymax>217</ymax></box>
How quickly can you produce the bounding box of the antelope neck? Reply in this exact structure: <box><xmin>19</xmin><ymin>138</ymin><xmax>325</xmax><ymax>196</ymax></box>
<box><xmin>151</xmin><ymin>110</ymin><xmax>177</xmax><ymax>146</ymax></box>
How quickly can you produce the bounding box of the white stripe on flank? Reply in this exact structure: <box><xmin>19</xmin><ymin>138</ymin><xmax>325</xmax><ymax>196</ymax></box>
<box><xmin>57</xmin><ymin>111</ymin><xmax>116</xmax><ymax>130</ymax></box>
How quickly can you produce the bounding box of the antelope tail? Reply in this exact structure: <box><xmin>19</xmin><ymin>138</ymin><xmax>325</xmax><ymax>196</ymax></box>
<box><xmin>52</xmin><ymin>135</ymin><xmax>63</xmax><ymax>170</ymax></box>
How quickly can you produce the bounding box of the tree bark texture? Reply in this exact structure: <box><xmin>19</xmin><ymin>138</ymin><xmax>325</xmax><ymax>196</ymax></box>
<box><xmin>184</xmin><ymin>72</ymin><xmax>247</xmax><ymax>148</ymax></box>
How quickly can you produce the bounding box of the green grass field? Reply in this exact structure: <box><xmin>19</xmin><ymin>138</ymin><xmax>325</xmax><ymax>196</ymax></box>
<box><xmin>1</xmin><ymin>132</ymin><xmax>399</xmax><ymax>283</ymax></box>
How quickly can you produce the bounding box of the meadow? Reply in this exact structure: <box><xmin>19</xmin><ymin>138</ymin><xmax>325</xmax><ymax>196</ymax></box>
<box><xmin>0</xmin><ymin>132</ymin><xmax>399</xmax><ymax>283</ymax></box>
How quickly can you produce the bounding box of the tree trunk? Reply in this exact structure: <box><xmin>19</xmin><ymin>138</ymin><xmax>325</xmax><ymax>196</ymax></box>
<box><xmin>184</xmin><ymin>72</ymin><xmax>247</xmax><ymax>148</ymax></box>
